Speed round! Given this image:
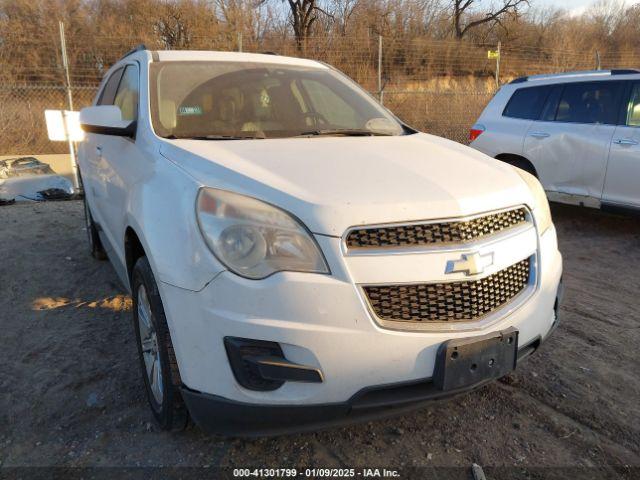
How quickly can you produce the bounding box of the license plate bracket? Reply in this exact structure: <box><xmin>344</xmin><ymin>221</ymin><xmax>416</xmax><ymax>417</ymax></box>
<box><xmin>433</xmin><ymin>327</ymin><xmax>519</xmax><ymax>392</ymax></box>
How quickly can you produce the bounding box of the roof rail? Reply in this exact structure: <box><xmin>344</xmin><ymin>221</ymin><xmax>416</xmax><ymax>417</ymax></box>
<box><xmin>611</xmin><ymin>69</ymin><xmax>640</xmax><ymax>75</ymax></box>
<box><xmin>261</xmin><ymin>51</ymin><xmax>279</xmax><ymax>55</ymax></box>
<box><xmin>119</xmin><ymin>44</ymin><xmax>147</xmax><ymax>62</ymax></box>
<box><xmin>510</xmin><ymin>69</ymin><xmax>640</xmax><ymax>85</ymax></box>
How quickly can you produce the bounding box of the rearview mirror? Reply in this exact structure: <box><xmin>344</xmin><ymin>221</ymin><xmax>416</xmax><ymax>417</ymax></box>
<box><xmin>79</xmin><ymin>106</ymin><xmax>136</xmax><ymax>137</ymax></box>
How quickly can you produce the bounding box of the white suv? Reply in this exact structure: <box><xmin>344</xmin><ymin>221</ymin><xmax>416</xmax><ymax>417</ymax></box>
<box><xmin>78</xmin><ymin>46</ymin><xmax>563</xmax><ymax>435</ymax></box>
<box><xmin>470</xmin><ymin>70</ymin><xmax>640</xmax><ymax>213</ymax></box>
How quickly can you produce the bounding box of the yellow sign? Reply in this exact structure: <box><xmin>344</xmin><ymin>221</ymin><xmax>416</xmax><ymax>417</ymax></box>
<box><xmin>488</xmin><ymin>50</ymin><xmax>500</xmax><ymax>60</ymax></box>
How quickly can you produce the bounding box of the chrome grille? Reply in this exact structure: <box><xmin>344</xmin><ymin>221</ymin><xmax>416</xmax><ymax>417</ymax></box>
<box><xmin>364</xmin><ymin>259</ymin><xmax>531</xmax><ymax>324</ymax></box>
<box><xmin>346</xmin><ymin>208</ymin><xmax>528</xmax><ymax>250</ymax></box>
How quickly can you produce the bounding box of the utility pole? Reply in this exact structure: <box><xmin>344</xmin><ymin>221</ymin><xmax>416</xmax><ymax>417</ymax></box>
<box><xmin>378</xmin><ymin>35</ymin><xmax>383</xmax><ymax>103</ymax></box>
<box><xmin>59</xmin><ymin>21</ymin><xmax>80</xmax><ymax>191</ymax></box>
<box><xmin>237</xmin><ymin>32</ymin><xmax>243</xmax><ymax>52</ymax></box>
<box><xmin>595</xmin><ymin>50</ymin><xmax>601</xmax><ymax>70</ymax></box>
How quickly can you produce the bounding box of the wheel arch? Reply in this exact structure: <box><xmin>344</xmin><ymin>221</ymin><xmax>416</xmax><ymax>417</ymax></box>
<box><xmin>124</xmin><ymin>226</ymin><xmax>147</xmax><ymax>291</ymax></box>
<box><xmin>495</xmin><ymin>153</ymin><xmax>538</xmax><ymax>178</ymax></box>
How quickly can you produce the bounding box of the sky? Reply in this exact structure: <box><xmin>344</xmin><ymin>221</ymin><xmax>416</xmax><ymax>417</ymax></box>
<box><xmin>533</xmin><ymin>0</ymin><xmax>640</xmax><ymax>16</ymax></box>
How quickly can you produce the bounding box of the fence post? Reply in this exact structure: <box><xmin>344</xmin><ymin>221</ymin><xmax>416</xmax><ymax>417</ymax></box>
<box><xmin>58</xmin><ymin>20</ymin><xmax>80</xmax><ymax>191</ymax></box>
<box><xmin>378</xmin><ymin>35</ymin><xmax>383</xmax><ymax>103</ymax></box>
<box><xmin>495</xmin><ymin>41</ymin><xmax>501</xmax><ymax>89</ymax></box>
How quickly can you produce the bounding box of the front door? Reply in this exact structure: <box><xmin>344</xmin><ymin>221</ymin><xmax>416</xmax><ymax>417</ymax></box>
<box><xmin>96</xmin><ymin>63</ymin><xmax>145</xmax><ymax>279</ymax></box>
<box><xmin>603</xmin><ymin>82</ymin><xmax>640</xmax><ymax>209</ymax></box>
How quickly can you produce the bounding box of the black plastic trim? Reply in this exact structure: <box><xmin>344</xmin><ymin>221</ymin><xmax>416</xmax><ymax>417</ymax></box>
<box><xmin>510</xmin><ymin>76</ymin><xmax>528</xmax><ymax>84</ymax></box>
<box><xmin>245</xmin><ymin>356</ymin><xmax>323</xmax><ymax>383</ymax></box>
<box><xmin>601</xmin><ymin>202</ymin><xmax>640</xmax><ymax>217</ymax></box>
<box><xmin>611</xmin><ymin>69</ymin><xmax>640</xmax><ymax>75</ymax></box>
<box><xmin>224</xmin><ymin>337</ymin><xmax>285</xmax><ymax>391</ymax></box>
<box><xmin>81</xmin><ymin>121</ymin><xmax>137</xmax><ymax>137</ymax></box>
<box><xmin>119</xmin><ymin>44</ymin><xmax>147</xmax><ymax>62</ymax></box>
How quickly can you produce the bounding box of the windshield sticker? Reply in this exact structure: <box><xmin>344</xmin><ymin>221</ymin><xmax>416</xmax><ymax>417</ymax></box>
<box><xmin>178</xmin><ymin>106</ymin><xmax>203</xmax><ymax>116</ymax></box>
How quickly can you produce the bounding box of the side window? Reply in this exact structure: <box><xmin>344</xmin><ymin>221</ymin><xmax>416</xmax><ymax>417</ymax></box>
<box><xmin>114</xmin><ymin>65</ymin><xmax>139</xmax><ymax>121</ymax></box>
<box><xmin>555</xmin><ymin>82</ymin><xmax>622</xmax><ymax>125</ymax></box>
<box><xmin>626</xmin><ymin>83</ymin><xmax>640</xmax><ymax>127</ymax></box>
<box><xmin>502</xmin><ymin>86</ymin><xmax>550</xmax><ymax>120</ymax></box>
<box><xmin>97</xmin><ymin>68</ymin><xmax>124</xmax><ymax>106</ymax></box>
<box><xmin>540</xmin><ymin>86</ymin><xmax>563</xmax><ymax>122</ymax></box>
<box><xmin>300</xmin><ymin>79</ymin><xmax>359</xmax><ymax>127</ymax></box>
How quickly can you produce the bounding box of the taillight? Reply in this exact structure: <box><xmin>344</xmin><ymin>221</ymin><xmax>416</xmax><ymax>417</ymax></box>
<box><xmin>469</xmin><ymin>125</ymin><xmax>485</xmax><ymax>142</ymax></box>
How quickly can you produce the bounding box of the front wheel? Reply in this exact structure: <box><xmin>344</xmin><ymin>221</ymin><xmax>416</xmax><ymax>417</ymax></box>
<box><xmin>132</xmin><ymin>256</ymin><xmax>189</xmax><ymax>431</ymax></box>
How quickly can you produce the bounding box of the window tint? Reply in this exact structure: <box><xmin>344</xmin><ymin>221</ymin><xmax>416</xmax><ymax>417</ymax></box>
<box><xmin>555</xmin><ymin>82</ymin><xmax>621</xmax><ymax>124</ymax></box>
<box><xmin>540</xmin><ymin>86</ymin><xmax>563</xmax><ymax>122</ymax></box>
<box><xmin>503</xmin><ymin>86</ymin><xmax>550</xmax><ymax>120</ymax></box>
<box><xmin>97</xmin><ymin>68</ymin><xmax>123</xmax><ymax>106</ymax></box>
<box><xmin>626</xmin><ymin>83</ymin><xmax>640</xmax><ymax>127</ymax></box>
<box><xmin>114</xmin><ymin>65</ymin><xmax>139</xmax><ymax>121</ymax></box>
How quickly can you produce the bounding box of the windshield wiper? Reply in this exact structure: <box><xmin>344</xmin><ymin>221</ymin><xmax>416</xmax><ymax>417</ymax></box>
<box><xmin>165</xmin><ymin>133</ymin><xmax>265</xmax><ymax>140</ymax></box>
<box><xmin>296</xmin><ymin>129</ymin><xmax>393</xmax><ymax>137</ymax></box>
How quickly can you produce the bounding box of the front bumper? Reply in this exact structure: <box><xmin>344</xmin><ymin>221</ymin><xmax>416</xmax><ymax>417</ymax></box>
<box><xmin>181</xmin><ymin>326</ymin><xmax>557</xmax><ymax>436</ymax></box>
<box><xmin>158</xmin><ymin>226</ymin><xmax>562</xmax><ymax>432</ymax></box>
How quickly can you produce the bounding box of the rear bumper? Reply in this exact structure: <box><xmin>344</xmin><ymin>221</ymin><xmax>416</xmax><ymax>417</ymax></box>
<box><xmin>181</xmin><ymin>327</ymin><xmax>554</xmax><ymax>437</ymax></box>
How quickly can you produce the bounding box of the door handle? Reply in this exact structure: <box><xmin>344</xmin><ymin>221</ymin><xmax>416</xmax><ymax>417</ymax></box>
<box><xmin>529</xmin><ymin>132</ymin><xmax>550</xmax><ymax>138</ymax></box>
<box><xmin>613</xmin><ymin>138</ymin><xmax>638</xmax><ymax>146</ymax></box>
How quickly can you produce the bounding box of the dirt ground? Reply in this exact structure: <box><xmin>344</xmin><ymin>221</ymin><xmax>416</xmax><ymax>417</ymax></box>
<box><xmin>1</xmin><ymin>200</ymin><xmax>639</xmax><ymax>477</ymax></box>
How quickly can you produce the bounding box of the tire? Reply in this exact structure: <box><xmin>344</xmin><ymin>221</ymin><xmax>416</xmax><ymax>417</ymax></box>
<box><xmin>132</xmin><ymin>256</ymin><xmax>189</xmax><ymax>431</ymax></box>
<box><xmin>83</xmin><ymin>195</ymin><xmax>107</xmax><ymax>260</ymax></box>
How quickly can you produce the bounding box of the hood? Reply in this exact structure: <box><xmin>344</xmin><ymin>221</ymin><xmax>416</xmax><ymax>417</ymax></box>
<box><xmin>159</xmin><ymin>133</ymin><xmax>532</xmax><ymax>236</ymax></box>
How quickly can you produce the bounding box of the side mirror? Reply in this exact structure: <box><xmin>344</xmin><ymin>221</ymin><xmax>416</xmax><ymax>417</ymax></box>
<box><xmin>79</xmin><ymin>106</ymin><xmax>136</xmax><ymax>137</ymax></box>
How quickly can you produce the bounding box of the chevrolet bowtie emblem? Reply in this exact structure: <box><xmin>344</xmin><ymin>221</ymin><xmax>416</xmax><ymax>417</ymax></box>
<box><xmin>445</xmin><ymin>252</ymin><xmax>494</xmax><ymax>276</ymax></box>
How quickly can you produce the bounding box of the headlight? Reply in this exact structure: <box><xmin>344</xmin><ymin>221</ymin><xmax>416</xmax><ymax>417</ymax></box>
<box><xmin>196</xmin><ymin>188</ymin><xmax>329</xmax><ymax>279</ymax></box>
<box><xmin>515</xmin><ymin>169</ymin><xmax>552</xmax><ymax>234</ymax></box>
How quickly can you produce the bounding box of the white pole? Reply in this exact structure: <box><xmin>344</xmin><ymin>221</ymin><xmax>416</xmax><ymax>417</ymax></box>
<box><xmin>59</xmin><ymin>21</ymin><xmax>79</xmax><ymax>191</ymax></box>
<box><xmin>496</xmin><ymin>41</ymin><xmax>501</xmax><ymax>89</ymax></box>
<box><xmin>378</xmin><ymin>35</ymin><xmax>383</xmax><ymax>103</ymax></box>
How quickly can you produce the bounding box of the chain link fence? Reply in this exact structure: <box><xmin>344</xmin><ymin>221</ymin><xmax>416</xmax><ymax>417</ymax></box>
<box><xmin>3</xmin><ymin>33</ymin><xmax>639</xmax><ymax>156</ymax></box>
<box><xmin>0</xmin><ymin>85</ymin><xmax>97</xmax><ymax>155</ymax></box>
<box><xmin>0</xmin><ymin>83</ymin><xmax>493</xmax><ymax>155</ymax></box>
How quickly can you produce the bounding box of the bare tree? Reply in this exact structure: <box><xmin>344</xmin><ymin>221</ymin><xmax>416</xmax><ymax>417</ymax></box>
<box><xmin>329</xmin><ymin>0</ymin><xmax>359</xmax><ymax>35</ymax></box>
<box><xmin>260</xmin><ymin>0</ymin><xmax>334</xmax><ymax>50</ymax></box>
<box><xmin>155</xmin><ymin>3</ymin><xmax>191</xmax><ymax>49</ymax></box>
<box><xmin>451</xmin><ymin>0</ymin><xmax>529</xmax><ymax>39</ymax></box>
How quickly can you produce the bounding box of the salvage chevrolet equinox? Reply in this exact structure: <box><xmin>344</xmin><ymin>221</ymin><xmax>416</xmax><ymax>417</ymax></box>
<box><xmin>78</xmin><ymin>46</ymin><xmax>563</xmax><ymax>435</ymax></box>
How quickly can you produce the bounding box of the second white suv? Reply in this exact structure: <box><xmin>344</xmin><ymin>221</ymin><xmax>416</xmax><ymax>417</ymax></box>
<box><xmin>470</xmin><ymin>70</ymin><xmax>640</xmax><ymax>214</ymax></box>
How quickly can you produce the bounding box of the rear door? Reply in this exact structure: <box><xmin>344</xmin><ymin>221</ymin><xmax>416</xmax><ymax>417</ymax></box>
<box><xmin>472</xmin><ymin>84</ymin><xmax>551</xmax><ymax>158</ymax></box>
<box><xmin>523</xmin><ymin>81</ymin><xmax>624</xmax><ymax>205</ymax></box>
<box><xmin>603</xmin><ymin>81</ymin><xmax>640</xmax><ymax>209</ymax></box>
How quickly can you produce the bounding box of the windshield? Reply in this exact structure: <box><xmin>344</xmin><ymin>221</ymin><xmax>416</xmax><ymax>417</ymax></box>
<box><xmin>149</xmin><ymin>61</ymin><xmax>406</xmax><ymax>139</ymax></box>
